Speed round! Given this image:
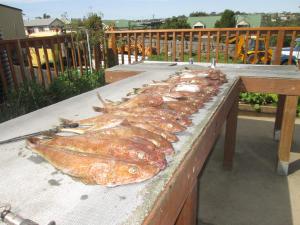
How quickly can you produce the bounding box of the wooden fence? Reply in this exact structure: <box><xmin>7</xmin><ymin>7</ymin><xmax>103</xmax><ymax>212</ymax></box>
<box><xmin>1</xmin><ymin>27</ymin><xmax>300</xmax><ymax>95</ymax></box>
<box><xmin>0</xmin><ymin>34</ymin><xmax>105</xmax><ymax>94</ymax></box>
<box><xmin>105</xmin><ymin>27</ymin><xmax>300</xmax><ymax>66</ymax></box>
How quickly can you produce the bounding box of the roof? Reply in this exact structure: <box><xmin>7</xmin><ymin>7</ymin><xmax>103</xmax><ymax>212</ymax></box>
<box><xmin>187</xmin><ymin>16</ymin><xmax>221</xmax><ymax>28</ymax></box>
<box><xmin>236</xmin><ymin>14</ymin><xmax>262</xmax><ymax>27</ymax></box>
<box><xmin>24</xmin><ymin>18</ymin><xmax>64</xmax><ymax>27</ymax></box>
<box><xmin>188</xmin><ymin>14</ymin><xmax>263</xmax><ymax>28</ymax></box>
<box><xmin>0</xmin><ymin>4</ymin><xmax>22</xmax><ymax>11</ymax></box>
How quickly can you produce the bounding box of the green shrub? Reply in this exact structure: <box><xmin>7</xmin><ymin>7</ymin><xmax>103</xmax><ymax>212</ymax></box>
<box><xmin>0</xmin><ymin>69</ymin><xmax>105</xmax><ymax>123</ymax></box>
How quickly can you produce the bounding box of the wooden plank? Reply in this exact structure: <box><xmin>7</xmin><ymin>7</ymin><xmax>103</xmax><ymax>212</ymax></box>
<box><xmin>70</xmin><ymin>35</ymin><xmax>77</xmax><ymax>69</ymax></box>
<box><xmin>16</xmin><ymin>40</ymin><xmax>26</xmax><ymax>82</ymax></box>
<box><xmin>264</xmin><ymin>31</ymin><xmax>271</xmax><ymax>64</ymax></box>
<box><xmin>197</xmin><ymin>31</ymin><xmax>202</xmax><ymax>62</ymax></box>
<box><xmin>142</xmin><ymin>79</ymin><xmax>241</xmax><ymax>225</ymax></box>
<box><xmin>223</xmin><ymin>90</ymin><xmax>239</xmax><ymax>169</ymax></box>
<box><xmin>77</xmin><ymin>42</ymin><xmax>83</xmax><ymax>75</ymax></box>
<box><xmin>172</xmin><ymin>32</ymin><xmax>176</xmax><ymax>61</ymax></box>
<box><xmin>175</xmin><ymin>181</ymin><xmax>198</xmax><ymax>225</ymax></box>
<box><xmin>156</xmin><ymin>32</ymin><xmax>160</xmax><ymax>55</ymax></box>
<box><xmin>149</xmin><ymin>32</ymin><xmax>153</xmax><ymax>56</ymax></box>
<box><xmin>34</xmin><ymin>45</ymin><xmax>45</xmax><ymax>86</ymax></box>
<box><xmin>277</xmin><ymin>95</ymin><xmax>298</xmax><ymax>174</ymax></box>
<box><xmin>224</xmin><ymin>31</ymin><xmax>229</xmax><ymax>63</ymax></box>
<box><xmin>120</xmin><ymin>34</ymin><xmax>125</xmax><ymax>65</ymax></box>
<box><xmin>25</xmin><ymin>42</ymin><xmax>35</xmax><ymax>80</ymax></box>
<box><xmin>127</xmin><ymin>33</ymin><xmax>131</xmax><ymax>64</ymax></box>
<box><xmin>274</xmin><ymin>30</ymin><xmax>285</xmax><ymax>65</ymax></box>
<box><xmin>215</xmin><ymin>31</ymin><xmax>220</xmax><ymax>63</ymax></box>
<box><xmin>50</xmin><ymin>40</ymin><xmax>59</xmax><ymax>78</ymax></box>
<box><xmin>42</xmin><ymin>40</ymin><xmax>52</xmax><ymax>83</ymax></box>
<box><xmin>189</xmin><ymin>31</ymin><xmax>193</xmax><ymax>59</ymax></box>
<box><xmin>288</xmin><ymin>31</ymin><xmax>297</xmax><ymax>65</ymax></box>
<box><xmin>241</xmin><ymin>76</ymin><xmax>300</xmax><ymax>95</ymax></box>
<box><xmin>233</xmin><ymin>30</ymin><xmax>239</xmax><ymax>63</ymax></box>
<box><xmin>164</xmin><ymin>32</ymin><xmax>168</xmax><ymax>61</ymax></box>
<box><xmin>82</xmin><ymin>41</ymin><xmax>88</xmax><ymax>72</ymax></box>
<box><xmin>274</xmin><ymin>95</ymin><xmax>286</xmax><ymax>139</ymax></box>
<box><xmin>5</xmin><ymin>44</ymin><xmax>18</xmax><ymax>90</ymax></box>
<box><xmin>0</xmin><ymin>57</ymin><xmax>8</xmax><ymax>93</ymax></box>
<box><xmin>134</xmin><ymin>33</ymin><xmax>138</xmax><ymax>62</ymax></box>
<box><xmin>105</xmin><ymin>27</ymin><xmax>300</xmax><ymax>34</ymax></box>
<box><xmin>206</xmin><ymin>31</ymin><xmax>210</xmax><ymax>62</ymax></box>
<box><xmin>254</xmin><ymin>30</ymin><xmax>260</xmax><ymax>63</ymax></box>
<box><xmin>180</xmin><ymin>32</ymin><xmax>184</xmax><ymax>62</ymax></box>
<box><xmin>244</xmin><ymin>31</ymin><xmax>250</xmax><ymax>63</ymax></box>
<box><xmin>141</xmin><ymin>32</ymin><xmax>145</xmax><ymax>60</ymax></box>
<box><xmin>57</xmin><ymin>38</ymin><xmax>65</xmax><ymax>73</ymax></box>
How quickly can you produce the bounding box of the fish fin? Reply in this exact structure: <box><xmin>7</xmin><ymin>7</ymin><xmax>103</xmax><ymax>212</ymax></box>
<box><xmin>26</xmin><ymin>137</ymin><xmax>40</xmax><ymax>147</ymax></box>
<box><xmin>93</xmin><ymin>106</ymin><xmax>106</xmax><ymax>112</ymax></box>
<box><xmin>97</xmin><ymin>92</ymin><xmax>108</xmax><ymax>107</ymax></box>
<box><xmin>59</xmin><ymin>118</ymin><xmax>79</xmax><ymax>128</ymax></box>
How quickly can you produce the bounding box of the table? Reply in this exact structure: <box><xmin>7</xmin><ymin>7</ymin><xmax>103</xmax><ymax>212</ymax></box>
<box><xmin>0</xmin><ymin>62</ymin><xmax>299</xmax><ymax>225</ymax></box>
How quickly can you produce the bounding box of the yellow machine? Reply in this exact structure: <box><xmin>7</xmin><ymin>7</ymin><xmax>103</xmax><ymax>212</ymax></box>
<box><xmin>229</xmin><ymin>35</ymin><xmax>273</xmax><ymax>64</ymax></box>
<box><xmin>29</xmin><ymin>31</ymin><xmax>61</xmax><ymax>67</ymax></box>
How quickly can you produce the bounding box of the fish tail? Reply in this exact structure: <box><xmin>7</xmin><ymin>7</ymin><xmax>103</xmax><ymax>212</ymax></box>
<box><xmin>59</xmin><ymin>118</ymin><xmax>79</xmax><ymax>128</ymax></box>
<box><xmin>97</xmin><ymin>92</ymin><xmax>108</xmax><ymax>107</ymax></box>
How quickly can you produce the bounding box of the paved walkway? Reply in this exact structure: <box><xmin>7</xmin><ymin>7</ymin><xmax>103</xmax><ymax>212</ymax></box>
<box><xmin>198</xmin><ymin>115</ymin><xmax>300</xmax><ymax>225</ymax></box>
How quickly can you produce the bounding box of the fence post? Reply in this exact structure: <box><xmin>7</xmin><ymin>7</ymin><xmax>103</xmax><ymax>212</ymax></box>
<box><xmin>274</xmin><ymin>30</ymin><xmax>285</xmax><ymax>65</ymax></box>
<box><xmin>107</xmin><ymin>33</ymin><xmax>118</xmax><ymax>67</ymax></box>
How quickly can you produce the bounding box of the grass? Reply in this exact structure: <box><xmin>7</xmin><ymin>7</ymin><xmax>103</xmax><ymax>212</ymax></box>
<box><xmin>0</xmin><ymin>69</ymin><xmax>105</xmax><ymax>123</ymax></box>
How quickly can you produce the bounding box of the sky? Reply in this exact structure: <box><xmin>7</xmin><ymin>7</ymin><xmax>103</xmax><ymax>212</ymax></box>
<box><xmin>1</xmin><ymin>0</ymin><xmax>299</xmax><ymax>20</ymax></box>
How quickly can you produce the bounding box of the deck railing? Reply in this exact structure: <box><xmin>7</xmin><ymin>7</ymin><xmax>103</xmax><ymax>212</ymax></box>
<box><xmin>105</xmin><ymin>27</ymin><xmax>300</xmax><ymax>66</ymax></box>
<box><xmin>1</xmin><ymin>27</ymin><xmax>300</xmax><ymax>95</ymax></box>
<box><xmin>0</xmin><ymin>34</ymin><xmax>105</xmax><ymax>94</ymax></box>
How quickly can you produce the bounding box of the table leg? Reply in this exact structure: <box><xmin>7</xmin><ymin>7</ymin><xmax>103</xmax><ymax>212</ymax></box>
<box><xmin>175</xmin><ymin>180</ymin><xmax>198</xmax><ymax>225</ymax></box>
<box><xmin>277</xmin><ymin>95</ymin><xmax>298</xmax><ymax>175</ymax></box>
<box><xmin>223</xmin><ymin>94</ymin><xmax>239</xmax><ymax>170</ymax></box>
<box><xmin>274</xmin><ymin>95</ymin><xmax>286</xmax><ymax>141</ymax></box>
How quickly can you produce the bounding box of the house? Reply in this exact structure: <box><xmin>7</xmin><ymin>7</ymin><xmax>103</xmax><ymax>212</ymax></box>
<box><xmin>24</xmin><ymin>18</ymin><xmax>65</xmax><ymax>35</ymax></box>
<box><xmin>187</xmin><ymin>14</ymin><xmax>263</xmax><ymax>28</ymax></box>
<box><xmin>0</xmin><ymin>4</ymin><xmax>26</xmax><ymax>40</ymax></box>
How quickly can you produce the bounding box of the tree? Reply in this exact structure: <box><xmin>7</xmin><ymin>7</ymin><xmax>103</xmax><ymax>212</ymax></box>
<box><xmin>215</xmin><ymin>10</ymin><xmax>236</xmax><ymax>28</ymax></box>
<box><xmin>189</xmin><ymin>11</ymin><xmax>208</xmax><ymax>17</ymax></box>
<box><xmin>160</xmin><ymin>15</ymin><xmax>191</xmax><ymax>29</ymax></box>
<box><xmin>43</xmin><ymin>13</ymin><xmax>51</xmax><ymax>19</ymax></box>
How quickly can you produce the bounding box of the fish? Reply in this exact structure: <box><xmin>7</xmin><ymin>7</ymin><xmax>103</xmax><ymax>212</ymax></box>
<box><xmin>27</xmin><ymin>138</ymin><xmax>160</xmax><ymax>187</ymax></box>
<box><xmin>83</xmin><ymin>125</ymin><xmax>175</xmax><ymax>156</ymax></box>
<box><xmin>34</xmin><ymin>135</ymin><xmax>166</xmax><ymax>169</ymax></box>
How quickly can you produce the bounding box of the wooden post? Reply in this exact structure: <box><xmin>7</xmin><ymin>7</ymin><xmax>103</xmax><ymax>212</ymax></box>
<box><xmin>254</xmin><ymin>30</ymin><xmax>260</xmax><ymax>63</ymax></box>
<box><xmin>120</xmin><ymin>34</ymin><xmax>125</xmax><ymax>65</ymax></box>
<box><xmin>175</xmin><ymin>180</ymin><xmax>198</xmax><ymax>225</ymax></box>
<box><xmin>141</xmin><ymin>32</ymin><xmax>145</xmax><ymax>60</ymax></box>
<box><xmin>134</xmin><ymin>33</ymin><xmax>138</xmax><ymax>62</ymax></box>
<box><xmin>34</xmin><ymin>46</ymin><xmax>45</xmax><ymax>86</ymax></box>
<box><xmin>149</xmin><ymin>32</ymin><xmax>152</xmax><ymax>56</ymax></box>
<box><xmin>224</xmin><ymin>31</ymin><xmax>229</xmax><ymax>63</ymax></box>
<box><xmin>223</xmin><ymin>90</ymin><xmax>239</xmax><ymax>170</ymax></box>
<box><xmin>57</xmin><ymin>39</ymin><xmax>65</xmax><ymax>74</ymax></box>
<box><xmin>189</xmin><ymin>31</ymin><xmax>193</xmax><ymax>59</ymax></box>
<box><xmin>277</xmin><ymin>95</ymin><xmax>298</xmax><ymax>175</ymax></box>
<box><xmin>70</xmin><ymin>36</ymin><xmax>77</xmax><ymax>69</ymax></box>
<box><xmin>16</xmin><ymin>40</ymin><xmax>26</xmax><ymax>82</ymax></box>
<box><xmin>172</xmin><ymin>32</ymin><xmax>176</xmax><ymax>61</ymax></box>
<box><xmin>288</xmin><ymin>31</ymin><xmax>297</xmax><ymax>65</ymax></box>
<box><xmin>180</xmin><ymin>32</ymin><xmax>184</xmax><ymax>62</ymax></box>
<box><xmin>264</xmin><ymin>31</ymin><xmax>271</xmax><ymax>64</ymax></box>
<box><xmin>42</xmin><ymin>40</ymin><xmax>52</xmax><ymax>83</ymax></box>
<box><xmin>25</xmin><ymin>42</ymin><xmax>35</xmax><ymax>81</ymax></box>
<box><xmin>127</xmin><ymin>33</ymin><xmax>131</xmax><ymax>64</ymax></box>
<box><xmin>274</xmin><ymin>30</ymin><xmax>285</xmax><ymax>65</ymax></box>
<box><xmin>206</xmin><ymin>31</ymin><xmax>210</xmax><ymax>62</ymax></box>
<box><xmin>50</xmin><ymin>40</ymin><xmax>59</xmax><ymax>78</ymax></box>
<box><xmin>244</xmin><ymin>31</ymin><xmax>250</xmax><ymax>63</ymax></box>
<box><xmin>6</xmin><ymin>44</ymin><xmax>18</xmax><ymax>90</ymax></box>
<box><xmin>156</xmin><ymin>32</ymin><xmax>160</xmax><ymax>55</ymax></box>
<box><xmin>164</xmin><ymin>32</ymin><xmax>168</xmax><ymax>61</ymax></box>
<box><xmin>274</xmin><ymin>95</ymin><xmax>286</xmax><ymax>141</ymax></box>
<box><xmin>233</xmin><ymin>31</ymin><xmax>239</xmax><ymax>63</ymax></box>
<box><xmin>197</xmin><ymin>31</ymin><xmax>202</xmax><ymax>62</ymax></box>
<box><xmin>215</xmin><ymin>31</ymin><xmax>220</xmax><ymax>63</ymax></box>
<box><xmin>77</xmin><ymin>42</ymin><xmax>83</xmax><ymax>76</ymax></box>
<box><xmin>0</xmin><ymin>57</ymin><xmax>8</xmax><ymax>94</ymax></box>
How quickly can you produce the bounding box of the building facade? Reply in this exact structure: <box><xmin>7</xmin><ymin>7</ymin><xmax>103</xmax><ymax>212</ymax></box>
<box><xmin>0</xmin><ymin>4</ymin><xmax>26</xmax><ymax>40</ymax></box>
<box><xmin>24</xmin><ymin>18</ymin><xmax>65</xmax><ymax>35</ymax></box>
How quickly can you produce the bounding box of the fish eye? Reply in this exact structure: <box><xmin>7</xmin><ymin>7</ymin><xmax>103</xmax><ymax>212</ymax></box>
<box><xmin>128</xmin><ymin>166</ymin><xmax>138</xmax><ymax>174</ymax></box>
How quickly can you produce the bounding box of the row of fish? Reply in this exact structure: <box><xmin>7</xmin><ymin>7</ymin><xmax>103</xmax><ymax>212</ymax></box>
<box><xmin>26</xmin><ymin>68</ymin><xmax>228</xmax><ymax>187</ymax></box>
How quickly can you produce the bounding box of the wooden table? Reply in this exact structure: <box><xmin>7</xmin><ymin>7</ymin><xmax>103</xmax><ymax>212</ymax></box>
<box><xmin>106</xmin><ymin>62</ymin><xmax>300</xmax><ymax>225</ymax></box>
